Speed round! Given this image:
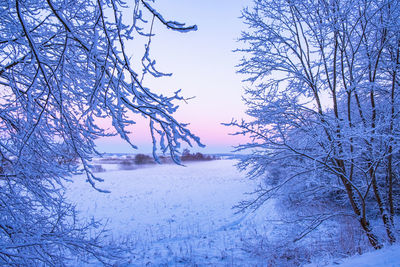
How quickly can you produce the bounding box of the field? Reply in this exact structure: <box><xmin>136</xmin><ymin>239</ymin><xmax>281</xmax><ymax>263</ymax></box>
<box><xmin>66</xmin><ymin>159</ymin><xmax>279</xmax><ymax>265</ymax></box>
<box><xmin>64</xmin><ymin>158</ymin><xmax>400</xmax><ymax>266</ymax></box>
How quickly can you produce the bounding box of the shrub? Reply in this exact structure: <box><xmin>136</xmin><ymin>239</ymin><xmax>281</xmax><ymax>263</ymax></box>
<box><xmin>91</xmin><ymin>164</ymin><xmax>106</xmax><ymax>173</ymax></box>
<box><xmin>134</xmin><ymin>154</ymin><xmax>155</xmax><ymax>165</ymax></box>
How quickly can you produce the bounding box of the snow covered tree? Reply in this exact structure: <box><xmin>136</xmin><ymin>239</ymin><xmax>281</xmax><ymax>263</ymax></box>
<box><xmin>0</xmin><ymin>0</ymin><xmax>200</xmax><ymax>264</ymax></box>
<box><xmin>232</xmin><ymin>0</ymin><xmax>400</xmax><ymax>249</ymax></box>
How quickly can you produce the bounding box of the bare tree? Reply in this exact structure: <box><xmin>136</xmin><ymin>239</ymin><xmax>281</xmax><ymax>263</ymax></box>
<box><xmin>231</xmin><ymin>0</ymin><xmax>400</xmax><ymax>250</ymax></box>
<box><xmin>0</xmin><ymin>0</ymin><xmax>200</xmax><ymax>264</ymax></box>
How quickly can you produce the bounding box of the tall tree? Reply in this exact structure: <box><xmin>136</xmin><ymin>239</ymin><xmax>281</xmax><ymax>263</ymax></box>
<box><xmin>231</xmin><ymin>0</ymin><xmax>400</xmax><ymax>249</ymax></box>
<box><xmin>0</xmin><ymin>0</ymin><xmax>200</xmax><ymax>264</ymax></box>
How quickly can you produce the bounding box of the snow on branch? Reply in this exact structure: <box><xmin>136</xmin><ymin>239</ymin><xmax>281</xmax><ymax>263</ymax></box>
<box><xmin>140</xmin><ymin>0</ymin><xmax>198</xmax><ymax>32</ymax></box>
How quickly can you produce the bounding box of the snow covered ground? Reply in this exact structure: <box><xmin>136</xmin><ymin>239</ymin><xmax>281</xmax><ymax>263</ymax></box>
<box><xmin>66</xmin><ymin>159</ymin><xmax>279</xmax><ymax>265</ymax></box>
<box><xmin>65</xmin><ymin>159</ymin><xmax>400</xmax><ymax>266</ymax></box>
<box><xmin>324</xmin><ymin>244</ymin><xmax>400</xmax><ymax>267</ymax></box>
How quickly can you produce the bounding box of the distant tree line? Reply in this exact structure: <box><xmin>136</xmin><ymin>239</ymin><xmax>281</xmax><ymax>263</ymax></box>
<box><xmin>181</xmin><ymin>149</ymin><xmax>217</xmax><ymax>162</ymax></box>
<box><xmin>105</xmin><ymin>150</ymin><xmax>218</xmax><ymax>169</ymax></box>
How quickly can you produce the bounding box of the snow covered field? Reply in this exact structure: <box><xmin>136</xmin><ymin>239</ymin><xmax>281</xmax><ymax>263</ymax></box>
<box><xmin>66</xmin><ymin>159</ymin><xmax>279</xmax><ymax>265</ymax></box>
<box><xmin>65</xmin><ymin>158</ymin><xmax>400</xmax><ymax>266</ymax></box>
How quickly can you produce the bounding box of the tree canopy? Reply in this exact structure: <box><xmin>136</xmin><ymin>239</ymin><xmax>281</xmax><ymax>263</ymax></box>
<box><xmin>232</xmin><ymin>0</ymin><xmax>400</xmax><ymax>249</ymax></box>
<box><xmin>0</xmin><ymin>0</ymin><xmax>200</xmax><ymax>264</ymax></box>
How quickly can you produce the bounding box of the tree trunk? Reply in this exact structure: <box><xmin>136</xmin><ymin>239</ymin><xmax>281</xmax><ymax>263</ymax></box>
<box><xmin>371</xmin><ymin>169</ymin><xmax>396</xmax><ymax>244</ymax></box>
<box><xmin>339</xmin><ymin>168</ymin><xmax>383</xmax><ymax>249</ymax></box>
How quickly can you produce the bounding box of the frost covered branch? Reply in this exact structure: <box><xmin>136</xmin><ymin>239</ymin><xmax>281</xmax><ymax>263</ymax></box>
<box><xmin>0</xmin><ymin>0</ymin><xmax>200</xmax><ymax>264</ymax></box>
<box><xmin>231</xmin><ymin>0</ymin><xmax>400</xmax><ymax>250</ymax></box>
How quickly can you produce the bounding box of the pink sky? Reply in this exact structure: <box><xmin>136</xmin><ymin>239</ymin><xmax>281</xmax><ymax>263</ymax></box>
<box><xmin>96</xmin><ymin>0</ymin><xmax>252</xmax><ymax>154</ymax></box>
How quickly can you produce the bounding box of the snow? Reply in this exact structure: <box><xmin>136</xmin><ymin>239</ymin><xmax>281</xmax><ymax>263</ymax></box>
<box><xmin>66</xmin><ymin>158</ymin><xmax>400</xmax><ymax>265</ymax></box>
<box><xmin>324</xmin><ymin>245</ymin><xmax>400</xmax><ymax>267</ymax></box>
<box><xmin>66</xmin><ymin>159</ymin><xmax>279</xmax><ymax>265</ymax></box>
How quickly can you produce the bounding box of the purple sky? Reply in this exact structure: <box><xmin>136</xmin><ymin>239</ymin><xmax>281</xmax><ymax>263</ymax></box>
<box><xmin>96</xmin><ymin>0</ymin><xmax>252</xmax><ymax>154</ymax></box>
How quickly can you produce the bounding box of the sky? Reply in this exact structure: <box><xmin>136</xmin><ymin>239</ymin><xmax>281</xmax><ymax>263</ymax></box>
<box><xmin>96</xmin><ymin>0</ymin><xmax>252</xmax><ymax>154</ymax></box>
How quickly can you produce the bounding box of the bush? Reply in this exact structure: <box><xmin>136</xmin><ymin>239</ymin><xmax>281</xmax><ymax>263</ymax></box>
<box><xmin>118</xmin><ymin>159</ymin><xmax>135</xmax><ymax>170</ymax></box>
<box><xmin>134</xmin><ymin>154</ymin><xmax>155</xmax><ymax>165</ymax></box>
<box><xmin>91</xmin><ymin>164</ymin><xmax>106</xmax><ymax>173</ymax></box>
